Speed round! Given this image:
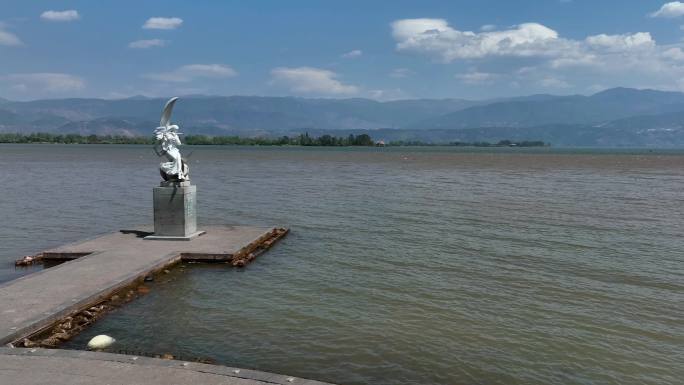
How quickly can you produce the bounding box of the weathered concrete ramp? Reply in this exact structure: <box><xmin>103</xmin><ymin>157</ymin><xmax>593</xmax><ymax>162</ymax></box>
<box><xmin>0</xmin><ymin>347</ymin><xmax>333</xmax><ymax>385</ymax></box>
<box><xmin>0</xmin><ymin>226</ymin><xmax>281</xmax><ymax>345</ymax></box>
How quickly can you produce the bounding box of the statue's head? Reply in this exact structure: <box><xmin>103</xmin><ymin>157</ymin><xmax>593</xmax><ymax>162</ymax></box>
<box><xmin>168</xmin><ymin>124</ymin><xmax>179</xmax><ymax>132</ymax></box>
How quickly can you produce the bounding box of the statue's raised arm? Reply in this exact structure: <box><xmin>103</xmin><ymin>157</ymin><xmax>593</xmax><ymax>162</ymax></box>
<box><xmin>154</xmin><ymin>97</ymin><xmax>189</xmax><ymax>183</ymax></box>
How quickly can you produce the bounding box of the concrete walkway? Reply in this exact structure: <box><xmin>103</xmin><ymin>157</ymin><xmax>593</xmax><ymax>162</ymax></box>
<box><xmin>0</xmin><ymin>226</ymin><xmax>274</xmax><ymax>345</ymax></box>
<box><xmin>0</xmin><ymin>347</ymin><xmax>334</xmax><ymax>385</ymax></box>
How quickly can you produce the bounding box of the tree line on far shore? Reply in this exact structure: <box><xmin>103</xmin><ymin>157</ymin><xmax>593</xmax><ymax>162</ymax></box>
<box><xmin>185</xmin><ymin>133</ymin><xmax>375</xmax><ymax>146</ymax></box>
<box><xmin>0</xmin><ymin>132</ymin><xmax>548</xmax><ymax>147</ymax></box>
<box><xmin>390</xmin><ymin>139</ymin><xmax>547</xmax><ymax>147</ymax></box>
<box><xmin>0</xmin><ymin>133</ymin><xmax>155</xmax><ymax>144</ymax></box>
<box><xmin>0</xmin><ymin>132</ymin><xmax>375</xmax><ymax>146</ymax></box>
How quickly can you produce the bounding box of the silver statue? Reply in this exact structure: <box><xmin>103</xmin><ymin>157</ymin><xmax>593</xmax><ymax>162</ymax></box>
<box><xmin>154</xmin><ymin>97</ymin><xmax>189</xmax><ymax>181</ymax></box>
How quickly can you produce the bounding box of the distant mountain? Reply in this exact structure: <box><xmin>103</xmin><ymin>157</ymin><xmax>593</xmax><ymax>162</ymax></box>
<box><xmin>0</xmin><ymin>96</ymin><xmax>480</xmax><ymax>134</ymax></box>
<box><xmin>600</xmin><ymin>109</ymin><xmax>684</xmax><ymax>131</ymax></box>
<box><xmin>300</xmin><ymin>121</ymin><xmax>684</xmax><ymax>147</ymax></box>
<box><xmin>56</xmin><ymin>118</ymin><xmax>155</xmax><ymax>137</ymax></box>
<box><xmin>3</xmin><ymin>88</ymin><xmax>684</xmax><ymax>146</ymax></box>
<box><xmin>411</xmin><ymin>88</ymin><xmax>684</xmax><ymax>130</ymax></box>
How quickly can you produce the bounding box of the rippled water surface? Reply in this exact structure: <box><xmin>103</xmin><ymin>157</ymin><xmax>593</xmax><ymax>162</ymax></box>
<box><xmin>1</xmin><ymin>144</ymin><xmax>683</xmax><ymax>385</ymax></box>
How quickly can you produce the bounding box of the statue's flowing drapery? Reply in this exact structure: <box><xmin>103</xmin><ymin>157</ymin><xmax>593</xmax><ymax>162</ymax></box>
<box><xmin>154</xmin><ymin>97</ymin><xmax>188</xmax><ymax>181</ymax></box>
<box><xmin>156</xmin><ymin>129</ymin><xmax>183</xmax><ymax>178</ymax></box>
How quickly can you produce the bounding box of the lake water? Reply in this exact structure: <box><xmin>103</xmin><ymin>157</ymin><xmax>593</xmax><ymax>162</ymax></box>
<box><xmin>1</xmin><ymin>144</ymin><xmax>683</xmax><ymax>385</ymax></box>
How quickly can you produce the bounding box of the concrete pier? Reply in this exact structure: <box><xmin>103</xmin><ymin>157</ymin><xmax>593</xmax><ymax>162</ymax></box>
<box><xmin>0</xmin><ymin>347</ymin><xmax>334</xmax><ymax>385</ymax></box>
<box><xmin>0</xmin><ymin>225</ymin><xmax>286</xmax><ymax>346</ymax></box>
<box><xmin>0</xmin><ymin>226</ymin><xmax>326</xmax><ymax>385</ymax></box>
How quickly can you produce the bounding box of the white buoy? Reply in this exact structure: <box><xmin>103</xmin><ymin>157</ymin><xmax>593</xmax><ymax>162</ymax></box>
<box><xmin>87</xmin><ymin>335</ymin><xmax>115</xmax><ymax>350</ymax></box>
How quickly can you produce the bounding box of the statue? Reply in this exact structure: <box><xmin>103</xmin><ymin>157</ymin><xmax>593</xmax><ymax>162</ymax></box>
<box><xmin>154</xmin><ymin>97</ymin><xmax>189</xmax><ymax>182</ymax></box>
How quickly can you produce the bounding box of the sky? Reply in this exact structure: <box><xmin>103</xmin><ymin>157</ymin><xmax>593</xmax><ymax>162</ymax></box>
<box><xmin>3</xmin><ymin>0</ymin><xmax>684</xmax><ymax>101</ymax></box>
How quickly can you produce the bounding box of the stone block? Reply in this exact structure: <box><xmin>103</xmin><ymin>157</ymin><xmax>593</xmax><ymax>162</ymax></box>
<box><xmin>147</xmin><ymin>184</ymin><xmax>202</xmax><ymax>240</ymax></box>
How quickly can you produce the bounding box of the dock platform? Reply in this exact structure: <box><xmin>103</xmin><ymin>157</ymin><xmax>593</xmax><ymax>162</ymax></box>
<box><xmin>0</xmin><ymin>225</ymin><xmax>287</xmax><ymax>346</ymax></box>
<box><xmin>0</xmin><ymin>347</ymin><xmax>333</xmax><ymax>385</ymax></box>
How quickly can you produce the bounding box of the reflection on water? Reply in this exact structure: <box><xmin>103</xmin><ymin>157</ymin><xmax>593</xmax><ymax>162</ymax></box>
<box><xmin>2</xmin><ymin>144</ymin><xmax>683</xmax><ymax>385</ymax></box>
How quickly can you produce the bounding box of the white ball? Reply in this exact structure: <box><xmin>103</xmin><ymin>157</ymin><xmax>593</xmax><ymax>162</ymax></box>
<box><xmin>87</xmin><ymin>335</ymin><xmax>115</xmax><ymax>350</ymax></box>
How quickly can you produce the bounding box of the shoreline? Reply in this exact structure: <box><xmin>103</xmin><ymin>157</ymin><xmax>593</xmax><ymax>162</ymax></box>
<box><xmin>0</xmin><ymin>133</ymin><xmax>548</xmax><ymax>148</ymax></box>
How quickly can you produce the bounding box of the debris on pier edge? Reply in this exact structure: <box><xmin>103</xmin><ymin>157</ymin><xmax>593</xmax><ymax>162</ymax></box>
<box><xmin>15</xmin><ymin>289</ymin><xmax>143</xmax><ymax>348</ymax></box>
<box><xmin>231</xmin><ymin>227</ymin><xmax>289</xmax><ymax>267</ymax></box>
<box><xmin>15</xmin><ymin>254</ymin><xmax>43</xmax><ymax>266</ymax></box>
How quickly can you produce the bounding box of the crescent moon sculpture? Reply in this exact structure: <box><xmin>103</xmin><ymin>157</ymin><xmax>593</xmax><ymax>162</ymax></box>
<box><xmin>153</xmin><ymin>97</ymin><xmax>189</xmax><ymax>182</ymax></box>
<box><xmin>160</xmin><ymin>96</ymin><xmax>179</xmax><ymax>128</ymax></box>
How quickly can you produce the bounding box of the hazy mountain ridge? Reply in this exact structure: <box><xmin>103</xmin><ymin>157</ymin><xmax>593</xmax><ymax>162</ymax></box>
<box><xmin>411</xmin><ymin>88</ymin><xmax>684</xmax><ymax>130</ymax></box>
<box><xmin>2</xmin><ymin>88</ymin><xmax>684</xmax><ymax>146</ymax></box>
<box><xmin>0</xmin><ymin>96</ymin><xmax>479</xmax><ymax>133</ymax></box>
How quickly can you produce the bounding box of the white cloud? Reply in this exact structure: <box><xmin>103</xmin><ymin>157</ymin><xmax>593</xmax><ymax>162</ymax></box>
<box><xmin>546</xmin><ymin>32</ymin><xmax>666</xmax><ymax>71</ymax></box>
<box><xmin>650</xmin><ymin>2</ymin><xmax>684</xmax><ymax>18</ymax></box>
<box><xmin>585</xmin><ymin>32</ymin><xmax>654</xmax><ymax>52</ymax></box>
<box><xmin>480</xmin><ymin>24</ymin><xmax>496</xmax><ymax>31</ymax></box>
<box><xmin>0</xmin><ymin>27</ymin><xmax>22</xmax><ymax>46</ymax></box>
<box><xmin>144</xmin><ymin>64</ymin><xmax>237</xmax><ymax>82</ymax></box>
<box><xmin>391</xmin><ymin>17</ymin><xmax>684</xmax><ymax>92</ymax></box>
<box><xmin>587</xmin><ymin>84</ymin><xmax>607</xmax><ymax>93</ymax></box>
<box><xmin>128</xmin><ymin>39</ymin><xmax>167</xmax><ymax>49</ymax></box>
<box><xmin>539</xmin><ymin>77</ymin><xmax>571</xmax><ymax>88</ymax></box>
<box><xmin>389</xmin><ymin>68</ymin><xmax>412</xmax><ymax>78</ymax></box>
<box><xmin>40</xmin><ymin>10</ymin><xmax>80</xmax><ymax>22</ymax></box>
<box><xmin>662</xmin><ymin>47</ymin><xmax>684</xmax><ymax>60</ymax></box>
<box><xmin>341</xmin><ymin>49</ymin><xmax>362</xmax><ymax>58</ymax></box>
<box><xmin>143</xmin><ymin>17</ymin><xmax>183</xmax><ymax>30</ymax></box>
<box><xmin>270</xmin><ymin>67</ymin><xmax>358</xmax><ymax>95</ymax></box>
<box><xmin>392</xmin><ymin>18</ymin><xmax>664</xmax><ymax>69</ymax></box>
<box><xmin>456</xmin><ymin>71</ymin><xmax>498</xmax><ymax>84</ymax></box>
<box><xmin>1</xmin><ymin>73</ymin><xmax>85</xmax><ymax>93</ymax></box>
<box><xmin>549</xmin><ymin>55</ymin><xmax>598</xmax><ymax>68</ymax></box>
<box><xmin>391</xmin><ymin>18</ymin><xmax>560</xmax><ymax>61</ymax></box>
<box><xmin>368</xmin><ymin>88</ymin><xmax>408</xmax><ymax>101</ymax></box>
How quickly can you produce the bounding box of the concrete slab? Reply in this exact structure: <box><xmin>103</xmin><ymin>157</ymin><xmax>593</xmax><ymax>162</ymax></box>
<box><xmin>0</xmin><ymin>347</ymin><xmax>335</xmax><ymax>385</ymax></box>
<box><xmin>0</xmin><ymin>226</ymin><xmax>277</xmax><ymax>345</ymax></box>
<box><xmin>143</xmin><ymin>230</ymin><xmax>206</xmax><ymax>241</ymax></box>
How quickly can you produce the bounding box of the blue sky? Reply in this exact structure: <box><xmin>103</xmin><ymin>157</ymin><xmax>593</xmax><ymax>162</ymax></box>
<box><xmin>2</xmin><ymin>0</ymin><xmax>684</xmax><ymax>100</ymax></box>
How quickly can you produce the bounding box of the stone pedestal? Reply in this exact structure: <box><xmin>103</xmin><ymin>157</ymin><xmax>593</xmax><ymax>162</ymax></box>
<box><xmin>145</xmin><ymin>181</ymin><xmax>204</xmax><ymax>241</ymax></box>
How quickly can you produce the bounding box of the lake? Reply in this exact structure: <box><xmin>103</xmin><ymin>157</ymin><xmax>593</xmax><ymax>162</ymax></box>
<box><xmin>1</xmin><ymin>144</ymin><xmax>682</xmax><ymax>385</ymax></box>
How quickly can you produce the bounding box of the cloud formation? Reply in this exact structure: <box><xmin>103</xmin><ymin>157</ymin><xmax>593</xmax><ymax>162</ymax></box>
<box><xmin>143</xmin><ymin>17</ymin><xmax>183</xmax><ymax>30</ymax></box>
<box><xmin>392</xmin><ymin>19</ymin><xmax>559</xmax><ymax>61</ymax></box>
<box><xmin>271</xmin><ymin>67</ymin><xmax>358</xmax><ymax>95</ymax></box>
<box><xmin>341</xmin><ymin>49</ymin><xmax>362</xmax><ymax>58</ymax></box>
<box><xmin>144</xmin><ymin>64</ymin><xmax>237</xmax><ymax>82</ymax></box>
<box><xmin>40</xmin><ymin>10</ymin><xmax>80</xmax><ymax>22</ymax></box>
<box><xmin>129</xmin><ymin>39</ymin><xmax>167</xmax><ymax>49</ymax></box>
<box><xmin>650</xmin><ymin>2</ymin><xmax>684</xmax><ymax>18</ymax></box>
<box><xmin>585</xmin><ymin>32</ymin><xmax>654</xmax><ymax>52</ymax></box>
<box><xmin>368</xmin><ymin>88</ymin><xmax>408</xmax><ymax>101</ymax></box>
<box><xmin>391</xmin><ymin>17</ymin><xmax>684</xmax><ymax>91</ymax></box>
<box><xmin>1</xmin><ymin>73</ymin><xmax>85</xmax><ymax>94</ymax></box>
<box><xmin>0</xmin><ymin>27</ymin><xmax>22</xmax><ymax>46</ymax></box>
<box><xmin>538</xmin><ymin>77</ymin><xmax>571</xmax><ymax>88</ymax></box>
<box><xmin>455</xmin><ymin>71</ymin><xmax>498</xmax><ymax>84</ymax></box>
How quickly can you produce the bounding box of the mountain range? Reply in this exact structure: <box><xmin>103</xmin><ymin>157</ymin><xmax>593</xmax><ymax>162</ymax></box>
<box><xmin>2</xmin><ymin>87</ymin><xmax>684</xmax><ymax>146</ymax></box>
